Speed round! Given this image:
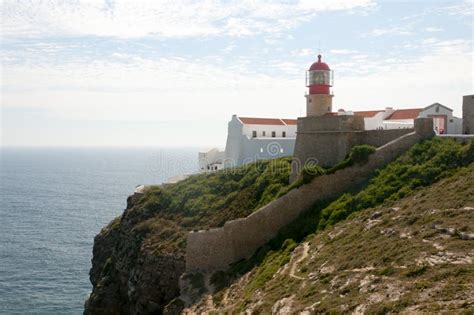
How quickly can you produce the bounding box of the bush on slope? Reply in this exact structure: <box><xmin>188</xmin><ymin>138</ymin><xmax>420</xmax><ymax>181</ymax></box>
<box><xmin>226</xmin><ymin>138</ymin><xmax>474</xmax><ymax>298</ymax></box>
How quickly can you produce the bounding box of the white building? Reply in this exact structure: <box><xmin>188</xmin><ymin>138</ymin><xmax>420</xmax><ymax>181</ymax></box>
<box><xmin>199</xmin><ymin>115</ymin><xmax>297</xmax><ymax>171</ymax></box>
<box><xmin>200</xmin><ymin>103</ymin><xmax>463</xmax><ymax>172</ymax></box>
<box><xmin>337</xmin><ymin>103</ymin><xmax>462</xmax><ymax>134</ymax></box>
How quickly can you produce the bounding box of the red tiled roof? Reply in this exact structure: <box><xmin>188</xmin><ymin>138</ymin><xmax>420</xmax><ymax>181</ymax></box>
<box><xmin>385</xmin><ymin>108</ymin><xmax>422</xmax><ymax>120</ymax></box>
<box><xmin>354</xmin><ymin>110</ymin><xmax>383</xmax><ymax>118</ymax></box>
<box><xmin>238</xmin><ymin>117</ymin><xmax>297</xmax><ymax>126</ymax></box>
<box><xmin>282</xmin><ymin>119</ymin><xmax>297</xmax><ymax>125</ymax></box>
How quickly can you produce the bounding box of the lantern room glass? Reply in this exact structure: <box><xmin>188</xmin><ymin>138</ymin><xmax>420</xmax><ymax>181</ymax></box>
<box><xmin>306</xmin><ymin>70</ymin><xmax>333</xmax><ymax>86</ymax></box>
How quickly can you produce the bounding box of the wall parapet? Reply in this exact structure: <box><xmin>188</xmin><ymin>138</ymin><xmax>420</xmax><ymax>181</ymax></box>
<box><xmin>186</xmin><ymin>118</ymin><xmax>434</xmax><ymax>272</ymax></box>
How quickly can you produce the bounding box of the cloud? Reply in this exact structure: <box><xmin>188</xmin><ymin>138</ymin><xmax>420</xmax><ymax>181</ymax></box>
<box><xmin>291</xmin><ymin>48</ymin><xmax>315</xmax><ymax>57</ymax></box>
<box><xmin>1</xmin><ymin>0</ymin><xmax>375</xmax><ymax>39</ymax></box>
<box><xmin>364</xmin><ymin>26</ymin><xmax>413</xmax><ymax>37</ymax></box>
<box><xmin>425</xmin><ymin>26</ymin><xmax>443</xmax><ymax>32</ymax></box>
<box><xmin>335</xmin><ymin>39</ymin><xmax>472</xmax><ymax>116</ymax></box>
<box><xmin>1</xmin><ymin>55</ymin><xmax>303</xmax><ymax>123</ymax></box>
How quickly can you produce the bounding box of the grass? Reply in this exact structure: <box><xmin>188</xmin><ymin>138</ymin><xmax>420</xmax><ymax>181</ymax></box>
<box><xmin>138</xmin><ymin>157</ymin><xmax>293</xmax><ymax>230</ymax></box>
<box><xmin>278</xmin><ymin>144</ymin><xmax>377</xmax><ymax>196</ymax></box>
<box><xmin>105</xmin><ymin>157</ymin><xmax>295</xmax><ymax>256</ymax></box>
<box><xmin>214</xmin><ymin>138</ymin><xmax>474</xmax><ymax>304</ymax></box>
<box><xmin>208</xmin><ymin>161</ymin><xmax>474</xmax><ymax>313</ymax></box>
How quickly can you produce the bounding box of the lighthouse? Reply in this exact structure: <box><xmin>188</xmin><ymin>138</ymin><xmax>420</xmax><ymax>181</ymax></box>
<box><xmin>305</xmin><ymin>54</ymin><xmax>334</xmax><ymax>117</ymax></box>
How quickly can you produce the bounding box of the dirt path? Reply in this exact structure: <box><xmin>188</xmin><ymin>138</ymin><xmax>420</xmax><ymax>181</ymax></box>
<box><xmin>289</xmin><ymin>242</ymin><xmax>310</xmax><ymax>280</ymax></box>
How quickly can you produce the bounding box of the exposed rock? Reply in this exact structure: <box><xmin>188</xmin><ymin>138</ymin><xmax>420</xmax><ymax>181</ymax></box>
<box><xmin>84</xmin><ymin>192</ymin><xmax>185</xmax><ymax>314</ymax></box>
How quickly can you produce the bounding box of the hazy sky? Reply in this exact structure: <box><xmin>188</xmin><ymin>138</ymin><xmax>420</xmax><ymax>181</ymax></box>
<box><xmin>1</xmin><ymin>0</ymin><xmax>473</xmax><ymax>147</ymax></box>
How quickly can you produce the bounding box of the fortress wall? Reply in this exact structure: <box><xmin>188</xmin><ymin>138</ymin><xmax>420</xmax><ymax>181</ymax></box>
<box><xmin>297</xmin><ymin>115</ymin><xmax>365</xmax><ymax>132</ymax></box>
<box><xmin>362</xmin><ymin>129</ymin><xmax>413</xmax><ymax>147</ymax></box>
<box><xmin>186</xmin><ymin>228</ymin><xmax>234</xmax><ymax>271</ymax></box>
<box><xmin>463</xmin><ymin>95</ymin><xmax>474</xmax><ymax>134</ymax></box>
<box><xmin>186</xmin><ymin>118</ymin><xmax>434</xmax><ymax>272</ymax></box>
<box><xmin>294</xmin><ymin>132</ymin><xmax>361</xmax><ymax>168</ymax></box>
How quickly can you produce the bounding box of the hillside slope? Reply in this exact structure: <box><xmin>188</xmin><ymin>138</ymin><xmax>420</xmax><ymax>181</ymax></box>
<box><xmin>184</xmin><ymin>164</ymin><xmax>474</xmax><ymax>314</ymax></box>
<box><xmin>85</xmin><ymin>138</ymin><xmax>473</xmax><ymax>314</ymax></box>
<box><xmin>84</xmin><ymin>158</ymin><xmax>293</xmax><ymax>314</ymax></box>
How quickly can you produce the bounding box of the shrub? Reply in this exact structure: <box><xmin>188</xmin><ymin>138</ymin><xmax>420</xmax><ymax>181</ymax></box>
<box><xmin>230</xmin><ymin>139</ymin><xmax>473</xmax><ymax>290</ymax></box>
<box><xmin>347</xmin><ymin>144</ymin><xmax>377</xmax><ymax>165</ymax></box>
<box><xmin>301</xmin><ymin>164</ymin><xmax>326</xmax><ymax>184</ymax></box>
<box><xmin>291</xmin><ymin>144</ymin><xmax>377</xmax><ymax>188</ymax></box>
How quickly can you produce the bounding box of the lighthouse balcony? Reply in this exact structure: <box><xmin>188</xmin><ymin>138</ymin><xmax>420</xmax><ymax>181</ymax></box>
<box><xmin>305</xmin><ymin>90</ymin><xmax>334</xmax><ymax>96</ymax></box>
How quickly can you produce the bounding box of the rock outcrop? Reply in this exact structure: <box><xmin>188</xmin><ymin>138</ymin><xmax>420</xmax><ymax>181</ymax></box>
<box><xmin>84</xmin><ymin>192</ymin><xmax>185</xmax><ymax>314</ymax></box>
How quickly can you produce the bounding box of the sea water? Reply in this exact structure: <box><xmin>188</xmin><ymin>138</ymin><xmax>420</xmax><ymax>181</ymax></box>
<box><xmin>0</xmin><ymin>147</ymin><xmax>199</xmax><ymax>314</ymax></box>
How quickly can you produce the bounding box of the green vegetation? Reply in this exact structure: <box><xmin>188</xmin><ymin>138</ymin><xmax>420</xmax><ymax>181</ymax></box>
<box><xmin>109</xmin><ymin>157</ymin><xmax>294</xmax><ymax>256</ymax></box>
<box><xmin>404</xmin><ymin>265</ymin><xmax>429</xmax><ymax>278</ymax></box>
<box><xmin>198</xmin><ymin>140</ymin><xmax>474</xmax><ymax>313</ymax></box>
<box><xmin>242</xmin><ymin>239</ymin><xmax>297</xmax><ymax>299</ymax></box>
<box><xmin>317</xmin><ymin>138</ymin><xmax>473</xmax><ymax>229</ymax></box>
<box><xmin>221</xmin><ymin>138</ymin><xmax>473</xmax><ymax>300</ymax></box>
<box><xmin>283</xmin><ymin>144</ymin><xmax>377</xmax><ymax>192</ymax></box>
<box><xmin>139</xmin><ymin>157</ymin><xmax>292</xmax><ymax>229</ymax></box>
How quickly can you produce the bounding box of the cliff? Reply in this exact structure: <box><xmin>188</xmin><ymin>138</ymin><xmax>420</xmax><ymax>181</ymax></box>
<box><xmin>84</xmin><ymin>158</ymin><xmax>293</xmax><ymax>314</ymax></box>
<box><xmin>85</xmin><ymin>138</ymin><xmax>474</xmax><ymax>314</ymax></box>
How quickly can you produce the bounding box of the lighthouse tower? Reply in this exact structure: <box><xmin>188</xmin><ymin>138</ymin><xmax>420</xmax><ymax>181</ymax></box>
<box><xmin>305</xmin><ymin>54</ymin><xmax>334</xmax><ymax>116</ymax></box>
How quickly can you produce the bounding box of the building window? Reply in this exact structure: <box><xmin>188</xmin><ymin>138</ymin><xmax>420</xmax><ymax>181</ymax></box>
<box><xmin>252</xmin><ymin>130</ymin><xmax>257</xmax><ymax>138</ymax></box>
<box><xmin>280</xmin><ymin>148</ymin><xmax>284</xmax><ymax>153</ymax></box>
<box><xmin>262</xmin><ymin>131</ymin><xmax>266</xmax><ymax>137</ymax></box>
<box><xmin>282</xmin><ymin>131</ymin><xmax>286</xmax><ymax>138</ymax></box>
<box><xmin>272</xmin><ymin>131</ymin><xmax>276</xmax><ymax>137</ymax></box>
<box><xmin>260</xmin><ymin>148</ymin><xmax>263</xmax><ymax>153</ymax></box>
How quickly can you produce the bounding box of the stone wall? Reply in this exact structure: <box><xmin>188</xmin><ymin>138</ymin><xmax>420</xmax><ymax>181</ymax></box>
<box><xmin>292</xmin><ymin>115</ymin><xmax>365</xmax><ymax>169</ymax></box>
<box><xmin>362</xmin><ymin>129</ymin><xmax>413</xmax><ymax>147</ymax></box>
<box><xmin>463</xmin><ymin>95</ymin><xmax>474</xmax><ymax>134</ymax></box>
<box><xmin>306</xmin><ymin>94</ymin><xmax>333</xmax><ymax>117</ymax></box>
<box><xmin>291</xmin><ymin>115</ymin><xmax>414</xmax><ymax>181</ymax></box>
<box><xmin>185</xmin><ymin>118</ymin><xmax>434</xmax><ymax>272</ymax></box>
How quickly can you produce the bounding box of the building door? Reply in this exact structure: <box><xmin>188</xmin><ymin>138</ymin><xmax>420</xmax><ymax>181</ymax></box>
<box><xmin>429</xmin><ymin>115</ymin><xmax>447</xmax><ymax>134</ymax></box>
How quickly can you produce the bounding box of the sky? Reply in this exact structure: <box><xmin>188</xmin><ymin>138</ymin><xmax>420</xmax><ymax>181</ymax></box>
<box><xmin>1</xmin><ymin>0</ymin><xmax>473</xmax><ymax>147</ymax></box>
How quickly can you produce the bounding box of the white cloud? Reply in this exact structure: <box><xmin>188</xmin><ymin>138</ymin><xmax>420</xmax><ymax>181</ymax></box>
<box><xmin>1</xmin><ymin>0</ymin><xmax>375</xmax><ymax>39</ymax></box>
<box><xmin>364</xmin><ymin>26</ymin><xmax>413</xmax><ymax>37</ymax></box>
<box><xmin>292</xmin><ymin>48</ymin><xmax>315</xmax><ymax>57</ymax></box>
<box><xmin>425</xmin><ymin>26</ymin><xmax>443</xmax><ymax>32</ymax></box>
<box><xmin>335</xmin><ymin>39</ymin><xmax>472</xmax><ymax>117</ymax></box>
<box><xmin>421</xmin><ymin>38</ymin><xmax>438</xmax><ymax>44</ymax></box>
<box><xmin>1</xmin><ymin>56</ymin><xmax>303</xmax><ymax>124</ymax></box>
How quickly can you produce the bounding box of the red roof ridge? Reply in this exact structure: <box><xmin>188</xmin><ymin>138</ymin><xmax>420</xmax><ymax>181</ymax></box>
<box><xmin>238</xmin><ymin>117</ymin><xmax>297</xmax><ymax>126</ymax></box>
<box><xmin>385</xmin><ymin>108</ymin><xmax>422</xmax><ymax>120</ymax></box>
<box><xmin>353</xmin><ymin>110</ymin><xmax>384</xmax><ymax>118</ymax></box>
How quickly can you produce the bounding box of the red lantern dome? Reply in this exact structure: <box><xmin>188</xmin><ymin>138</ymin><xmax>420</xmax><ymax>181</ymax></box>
<box><xmin>306</xmin><ymin>54</ymin><xmax>333</xmax><ymax>95</ymax></box>
<box><xmin>309</xmin><ymin>54</ymin><xmax>330</xmax><ymax>71</ymax></box>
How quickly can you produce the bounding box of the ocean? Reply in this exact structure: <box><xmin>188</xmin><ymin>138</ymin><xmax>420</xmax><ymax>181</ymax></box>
<box><xmin>0</xmin><ymin>147</ymin><xmax>199</xmax><ymax>314</ymax></box>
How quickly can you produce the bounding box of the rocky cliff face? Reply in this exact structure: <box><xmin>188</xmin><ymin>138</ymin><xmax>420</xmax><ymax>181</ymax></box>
<box><xmin>85</xmin><ymin>139</ymin><xmax>473</xmax><ymax>314</ymax></box>
<box><xmin>85</xmin><ymin>158</ymin><xmax>293</xmax><ymax>314</ymax></box>
<box><xmin>84</xmin><ymin>193</ymin><xmax>185</xmax><ymax>314</ymax></box>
